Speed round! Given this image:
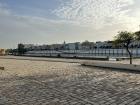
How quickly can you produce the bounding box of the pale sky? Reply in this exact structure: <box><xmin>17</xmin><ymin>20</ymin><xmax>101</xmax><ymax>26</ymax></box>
<box><xmin>0</xmin><ymin>0</ymin><xmax>140</xmax><ymax>48</ymax></box>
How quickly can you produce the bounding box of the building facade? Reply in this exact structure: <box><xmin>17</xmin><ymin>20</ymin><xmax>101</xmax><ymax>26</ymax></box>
<box><xmin>64</xmin><ymin>42</ymin><xmax>81</xmax><ymax>50</ymax></box>
<box><xmin>0</xmin><ymin>49</ymin><xmax>5</xmax><ymax>56</ymax></box>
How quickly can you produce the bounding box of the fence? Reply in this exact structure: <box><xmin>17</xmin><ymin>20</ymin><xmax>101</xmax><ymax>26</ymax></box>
<box><xmin>25</xmin><ymin>48</ymin><xmax>140</xmax><ymax>58</ymax></box>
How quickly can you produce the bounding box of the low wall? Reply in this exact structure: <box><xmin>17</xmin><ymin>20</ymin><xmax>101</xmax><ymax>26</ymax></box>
<box><xmin>24</xmin><ymin>54</ymin><xmax>109</xmax><ymax>61</ymax></box>
<box><xmin>81</xmin><ymin>62</ymin><xmax>140</xmax><ymax>71</ymax></box>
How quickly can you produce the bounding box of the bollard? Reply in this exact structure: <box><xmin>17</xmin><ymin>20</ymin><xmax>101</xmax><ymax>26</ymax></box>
<box><xmin>0</xmin><ymin>67</ymin><xmax>4</xmax><ymax>70</ymax></box>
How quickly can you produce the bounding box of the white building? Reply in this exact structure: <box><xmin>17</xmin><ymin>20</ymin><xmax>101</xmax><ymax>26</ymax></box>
<box><xmin>65</xmin><ymin>42</ymin><xmax>81</xmax><ymax>50</ymax></box>
<box><xmin>95</xmin><ymin>41</ymin><xmax>114</xmax><ymax>48</ymax></box>
<box><xmin>24</xmin><ymin>44</ymin><xmax>34</xmax><ymax>49</ymax></box>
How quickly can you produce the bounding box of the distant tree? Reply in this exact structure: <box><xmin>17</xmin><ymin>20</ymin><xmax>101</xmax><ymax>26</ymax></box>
<box><xmin>18</xmin><ymin>43</ymin><xmax>26</xmax><ymax>55</ymax></box>
<box><xmin>6</xmin><ymin>49</ymin><xmax>13</xmax><ymax>55</ymax></box>
<box><xmin>114</xmin><ymin>31</ymin><xmax>135</xmax><ymax>64</ymax></box>
<box><xmin>81</xmin><ymin>40</ymin><xmax>89</xmax><ymax>46</ymax></box>
<box><xmin>89</xmin><ymin>42</ymin><xmax>95</xmax><ymax>49</ymax></box>
<box><xmin>81</xmin><ymin>40</ymin><xmax>95</xmax><ymax>49</ymax></box>
<box><xmin>12</xmin><ymin>49</ymin><xmax>18</xmax><ymax>55</ymax></box>
<box><xmin>135</xmin><ymin>31</ymin><xmax>140</xmax><ymax>40</ymax></box>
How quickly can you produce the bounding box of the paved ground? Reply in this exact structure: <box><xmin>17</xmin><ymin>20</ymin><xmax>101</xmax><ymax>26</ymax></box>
<box><xmin>0</xmin><ymin>57</ymin><xmax>140</xmax><ymax>105</ymax></box>
<box><xmin>1</xmin><ymin>56</ymin><xmax>140</xmax><ymax>65</ymax></box>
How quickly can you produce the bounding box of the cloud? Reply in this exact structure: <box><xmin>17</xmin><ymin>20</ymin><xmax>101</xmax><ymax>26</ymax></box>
<box><xmin>53</xmin><ymin>0</ymin><xmax>139</xmax><ymax>29</ymax></box>
<box><xmin>0</xmin><ymin>3</ymin><xmax>108</xmax><ymax>48</ymax></box>
<box><xmin>0</xmin><ymin>1</ymin><xmax>140</xmax><ymax>48</ymax></box>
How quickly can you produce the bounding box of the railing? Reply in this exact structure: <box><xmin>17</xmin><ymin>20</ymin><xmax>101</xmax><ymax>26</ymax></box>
<box><xmin>24</xmin><ymin>48</ymin><xmax>140</xmax><ymax>58</ymax></box>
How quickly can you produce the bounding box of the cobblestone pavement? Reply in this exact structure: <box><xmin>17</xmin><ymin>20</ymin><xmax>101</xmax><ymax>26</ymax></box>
<box><xmin>0</xmin><ymin>58</ymin><xmax>140</xmax><ymax>105</ymax></box>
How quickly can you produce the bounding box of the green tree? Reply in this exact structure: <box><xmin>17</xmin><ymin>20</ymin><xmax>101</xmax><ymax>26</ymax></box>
<box><xmin>18</xmin><ymin>43</ymin><xmax>26</xmax><ymax>55</ymax></box>
<box><xmin>81</xmin><ymin>40</ymin><xmax>95</xmax><ymax>49</ymax></box>
<box><xmin>135</xmin><ymin>31</ymin><xmax>140</xmax><ymax>40</ymax></box>
<box><xmin>81</xmin><ymin>40</ymin><xmax>90</xmax><ymax>46</ymax></box>
<box><xmin>114</xmin><ymin>31</ymin><xmax>135</xmax><ymax>64</ymax></box>
<box><xmin>5</xmin><ymin>49</ymin><xmax>13</xmax><ymax>55</ymax></box>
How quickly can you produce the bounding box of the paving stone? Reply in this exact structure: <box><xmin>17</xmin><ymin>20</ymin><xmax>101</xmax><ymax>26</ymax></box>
<box><xmin>0</xmin><ymin>58</ymin><xmax>140</xmax><ymax>105</ymax></box>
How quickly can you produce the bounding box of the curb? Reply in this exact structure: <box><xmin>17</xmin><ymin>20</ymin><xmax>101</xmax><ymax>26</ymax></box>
<box><xmin>81</xmin><ymin>62</ymin><xmax>140</xmax><ymax>71</ymax></box>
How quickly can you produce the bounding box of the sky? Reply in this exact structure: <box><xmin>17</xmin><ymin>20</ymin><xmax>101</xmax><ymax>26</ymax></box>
<box><xmin>0</xmin><ymin>0</ymin><xmax>140</xmax><ymax>48</ymax></box>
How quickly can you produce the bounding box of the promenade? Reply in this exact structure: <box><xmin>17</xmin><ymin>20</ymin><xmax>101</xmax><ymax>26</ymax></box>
<box><xmin>0</xmin><ymin>56</ymin><xmax>140</xmax><ymax>105</ymax></box>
